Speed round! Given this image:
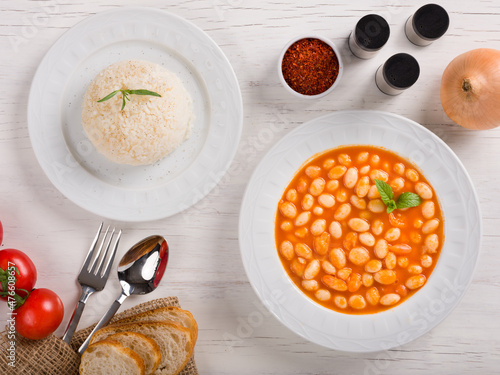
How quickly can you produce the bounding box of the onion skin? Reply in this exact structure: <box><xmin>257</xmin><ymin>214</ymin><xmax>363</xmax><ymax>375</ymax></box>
<box><xmin>440</xmin><ymin>48</ymin><xmax>500</xmax><ymax>130</ymax></box>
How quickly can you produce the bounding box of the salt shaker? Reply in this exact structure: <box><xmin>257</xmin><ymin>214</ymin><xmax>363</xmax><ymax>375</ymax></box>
<box><xmin>349</xmin><ymin>14</ymin><xmax>390</xmax><ymax>59</ymax></box>
<box><xmin>375</xmin><ymin>53</ymin><xmax>420</xmax><ymax>95</ymax></box>
<box><xmin>405</xmin><ymin>4</ymin><xmax>449</xmax><ymax>46</ymax></box>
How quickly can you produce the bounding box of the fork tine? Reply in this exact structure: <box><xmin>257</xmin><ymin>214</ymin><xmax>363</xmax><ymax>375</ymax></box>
<box><xmin>89</xmin><ymin>225</ymin><xmax>110</xmax><ymax>272</ymax></box>
<box><xmin>81</xmin><ymin>222</ymin><xmax>103</xmax><ymax>271</ymax></box>
<box><xmin>95</xmin><ymin>227</ymin><xmax>115</xmax><ymax>276</ymax></box>
<box><xmin>101</xmin><ymin>230</ymin><xmax>121</xmax><ymax>278</ymax></box>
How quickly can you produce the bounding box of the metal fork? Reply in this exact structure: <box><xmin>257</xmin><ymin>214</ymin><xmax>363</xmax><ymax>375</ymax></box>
<box><xmin>62</xmin><ymin>223</ymin><xmax>122</xmax><ymax>344</ymax></box>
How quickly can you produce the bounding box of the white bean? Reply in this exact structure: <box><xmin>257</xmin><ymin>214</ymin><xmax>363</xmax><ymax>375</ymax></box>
<box><xmin>367</xmin><ymin>185</ymin><xmax>381</xmax><ymax>199</ymax></box>
<box><xmin>295</xmin><ymin>211</ymin><xmax>311</xmax><ymax>226</ymax></box>
<box><xmin>280</xmin><ymin>221</ymin><xmax>293</xmax><ymax>231</ymax></box>
<box><xmin>279</xmin><ymin>241</ymin><xmax>294</xmax><ymax>260</ymax></box>
<box><xmin>344</xmin><ymin>167</ymin><xmax>359</xmax><ymax>189</ymax></box>
<box><xmin>350</xmin><ymin>195</ymin><xmax>367</xmax><ymax>209</ymax></box>
<box><xmin>334</xmin><ymin>295</ymin><xmax>348</xmax><ymax>309</ymax></box>
<box><xmin>368</xmin><ymin>199</ymin><xmax>385</xmax><ymax>213</ymax></box>
<box><xmin>310</xmin><ymin>219</ymin><xmax>327</xmax><ymax>236</ymax></box>
<box><xmin>372</xmin><ymin>220</ymin><xmax>384</xmax><ymax>236</ymax></box>
<box><xmin>384</xmin><ymin>252</ymin><xmax>397</xmax><ymax>269</ymax></box>
<box><xmin>326</xmin><ymin>180</ymin><xmax>339</xmax><ymax>192</ymax></box>
<box><xmin>334</xmin><ymin>203</ymin><xmax>352</xmax><ymax>221</ymax></box>
<box><xmin>305</xmin><ymin>165</ymin><xmax>321</xmax><ymax>179</ymax></box>
<box><xmin>309</xmin><ymin>178</ymin><xmax>326</xmax><ymax>196</ymax></box>
<box><xmin>421</xmin><ymin>201</ymin><xmax>436</xmax><ymax>219</ymax></box>
<box><xmin>394</xmin><ymin>163</ymin><xmax>405</xmax><ymax>175</ymax></box>
<box><xmin>286</xmin><ymin>189</ymin><xmax>298</xmax><ymax>202</ymax></box>
<box><xmin>313</xmin><ymin>232</ymin><xmax>330</xmax><ymax>255</ymax></box>
<box><xmin>328</xmin><ymin>165</ymin><xmax>347</xmax><ymax>180</ymax></box>
<box><xmin>374</xmin><ymin>239</ymin><xmax>389</xmax><ymax>259</ymax></box>
<box><xmin>359</xmin><ymin>165</ymin><xmax>371</xmax><ymax>175</ymax></box>
<box><xmin>348</xmin><ymin>218</ymin><xmax>370</xmax><ymax>232</ymax></box>
<box><xmin>406</xmin><ymin>169</ymin><xmax>419</xmax><ymax>182</ymax></box>
<box><xmin>315</xmin><ymin>289</ymin><xmax>331</xmax><ymax>302</ymax></box>
<box><xmin>370</xmin><ymin>169</ymin><xmax>389</xmax><ymax>182</ymax></box>
<box><xmin>355</xmin><ymin>176</ymin><xmax>371</xmax><ymax>198</ymax></box>
<box><xmin>385</xmin><ymin>228</ymin><xmax>401</xmax><ymax>242</ymax></box>
<box><xmin>422</xmin><ymin>219</ymin><xmax>440</xmax><ymax>234</ymax></box>
<box><xmin>329</xmin><ymin>221</ymin><xmax>342</xmax><ymax>239</ymax></box>
<box><xmin>302</xmin><ymin>194</ymin><xmax>314</xmax><ymax>210</ymax></box>
<box><xmin>348</xmin><ymin>247</ymin><xmax>370</xmax><ymax>266</ymax></box>
<box><xmin>323</xmin><ymin>158</ymin><xmax>335</xmax><ymax>169</ymax></box>
<box><xmin>348</xmin><ymin>295</ymin><xmax>366</xmax><ymax>309</ymax></box>
<box><xmin>295</xmin><ymin>243</ymin><xmax>313</xmax><ymax>259</ymax></box>
<box><xmin>318</xmin><ymin>193</ymin><xmax>335</xmax><ymax>208</ymax></box>
<box><xmin>390</xmin><ymin>177</ymin><xmax>405</xmax><ymax>192</ymax></box>
<box><xmin>415</xmin><ymin>182</ymin><xmax>433</xmax><ymax>199</ymax></box>
<box><xmin>357</xmin><ymin>152</ymin><xmax>369</xmax><ymax>163</ymax></box>
<box><xmin>421</xmin><ymin>254</ymin><xmax>433</xmax><ymax>268</ymax></box>
<box><xmin>423</xmin><ymin>234</ymin><xmax>439</xmax><ymax>253</ymax></box>
<box><xmin>405</xmin><ymin>275</ymin><xmax>426</xmax><ymax>290</ymax></box>
<box><xmin>302</xmin><ymin>279</ymin><xmax>319</xmax><ymax>291</ymax></box>
<box><xmin>329</xmin><ymin>248</ymin><xmax>347</xmax><ymax>269</ymax></box>
<box><xmin>338</xmin><ymin>153</ymin><xmax>351</xmax><ymax>166</ymax></box>
<box><xmin>322</xmin><ymin>260</ymin><xmax>336</xmax><ymax>275</ymax></box>
<box><xmin>304</xmin><ymin>259</ymin><xmax>321</xmax><ymax>280</ymax></box>
<box><xmin>380</xmin><ymin>293</ymin><xmax>401</xmax><ymax>306</ymax></box>
<box><xmin>362</xmin><ymin>273</ymin><xmax>374</xmax><ymax>287</ymax></box>
<box><xmin>408</xmin><ymin>265</ymin><xmax>423</xmax><ymax>274</ymax></box>
<box><xmin>313</xmin><ymin>206</ymin><xmax>324</xmax><ymax>216</ymax></box>
<box><xmin>365</xmin><ymin>259</ymin><xmax>382</xmax><ymax>273</ymax></box>
<box><xmin>279</xmin><ymin>201</ymin><xmax>297</xmax><ymax>219</ymax></box>
<box><xmin>359</xmin><ymin>232</ymin><xmax>375</xmax><ymax>247</ymax></box>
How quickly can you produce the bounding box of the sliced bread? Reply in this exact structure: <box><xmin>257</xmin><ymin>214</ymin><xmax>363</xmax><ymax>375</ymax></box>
<box><xmin>90</xmin><ymin>321</ymin><xmax>193</xmax><ymax>375</ymax></box>
<box><xmin>79</xmin><ymin>339</ymin><xmax>145</xmax><ymax>375</ymax></box>
<box><xmin>112</xmin><ymin>306</ymin><xmax>198</xmax><ymax>343</ymax></box>
<box><xmin>106</xmin><ymin>332</ymin><xmax>161</xmax><ymax>375</ymax></box>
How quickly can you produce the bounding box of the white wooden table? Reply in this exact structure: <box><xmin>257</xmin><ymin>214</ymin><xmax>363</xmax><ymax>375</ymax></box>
<box><xmin>1</xmin><ymin>1</ymin><xmax>499</xmax><ymax>373</ymax></box>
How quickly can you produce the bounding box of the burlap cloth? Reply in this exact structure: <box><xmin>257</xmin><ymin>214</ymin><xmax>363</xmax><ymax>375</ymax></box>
<box><xmin>0</xmin><ymin>297</ymin><xmax>198</xmax><ymax>375</ymax></box>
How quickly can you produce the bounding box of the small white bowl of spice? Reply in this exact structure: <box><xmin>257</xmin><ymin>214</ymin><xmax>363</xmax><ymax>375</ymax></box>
<box><xmin>278</xmin><ymin>35</ymin><xmax>343</xmax><ymax>99</ymax></box>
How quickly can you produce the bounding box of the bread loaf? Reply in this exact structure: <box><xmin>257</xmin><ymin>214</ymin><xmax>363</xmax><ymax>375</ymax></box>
<box><xmin>89</xmin><ymin>321</ymin><xmax>193</xmax><ymax>375</ymax></box>
<box><xmin>112</xmin><ymin>306</ymin><xmax>198</xmax><ymax>342</ymax></box>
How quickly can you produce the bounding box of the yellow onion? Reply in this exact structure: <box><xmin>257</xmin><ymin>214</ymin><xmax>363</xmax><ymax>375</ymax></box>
<box><xmin>440</xmin><ymin>48</ymin><xmax>500</xmax><ymax>130</ymax></box>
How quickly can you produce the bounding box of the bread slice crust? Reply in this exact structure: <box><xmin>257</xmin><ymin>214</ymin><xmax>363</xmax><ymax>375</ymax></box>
<box><xmin>112</xmin><ymin>306</ymin><xmax>198</xmax><ymax>343</ymax></box>
<box><xmin>90</xmin><ymin>321</ymin><xmax>193</xmax><ymax>375</ymax></box>
<box><xmin>106</xmin><ymin>332</ymin><xmax>161</xmax><ymax>375</ymax></box>
<box><xmin>79</xmin><ymin>339</ymin><xmax>145</xmax><ymax>375</ymax></box>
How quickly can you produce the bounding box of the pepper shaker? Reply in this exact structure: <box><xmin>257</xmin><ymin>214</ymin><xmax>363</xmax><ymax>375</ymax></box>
<box><xmin>405</xmin><ymin>4</ymin><xmax>449</xmax><ymax>46</ymax></box>
<box><xmin>375</xmin><ymin>53</ymin><xmax>420</xmax><ymax>95</ymax></box>
<box><xmin>349</xmin><ymin>14</ymin><xmax>390</xmax><ymax>59</ymax></box>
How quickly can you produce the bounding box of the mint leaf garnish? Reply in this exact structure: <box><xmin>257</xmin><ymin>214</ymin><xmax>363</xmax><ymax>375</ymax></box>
<box><xmin>374</xmin><ymin>179</ymin><xmax>393</xmax><ymax>205</ymax></box>
<box><xmin>396</xmin><ymin>192</ymin><xmax>421</xmax><ymax>209</ymax></box>
<box><xmin>374</xmin><ymin>179</ymin><xmax>422</xmax><ymax>213</ymax></box>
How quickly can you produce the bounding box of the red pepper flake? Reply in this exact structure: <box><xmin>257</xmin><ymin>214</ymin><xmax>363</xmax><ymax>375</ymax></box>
<box><xmin>281</xmin><ymin>38</ymin><xmax>339</xmax><ymax>96</ymax></box>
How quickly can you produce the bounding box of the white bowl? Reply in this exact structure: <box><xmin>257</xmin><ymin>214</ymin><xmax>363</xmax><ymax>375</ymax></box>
<box><xmin>278</xmin><ymin>35</ymin><xmax>344</xmax><ymax>99</ymax></box>
<box><xmin>239</xmin><ymin>110</ymin><xmax>481</xmax><ymax>352</ymax></box>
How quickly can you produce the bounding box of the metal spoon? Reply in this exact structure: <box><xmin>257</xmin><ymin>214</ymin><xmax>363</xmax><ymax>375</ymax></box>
<box><xmin>78</xmin><ymin>235</ymin><xmax>169</xmax><ymax>354</ymax></box>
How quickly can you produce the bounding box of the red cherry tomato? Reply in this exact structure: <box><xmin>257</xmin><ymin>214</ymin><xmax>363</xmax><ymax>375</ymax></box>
<box><xmin>15</xmin><ymin>288</ymin><xmax>64</xmax><ymax>340</ymax></box>
<box><xmin>0</xmin><ymin>249</ymin><xmax>37</xmax><ymax>300</ymax></box>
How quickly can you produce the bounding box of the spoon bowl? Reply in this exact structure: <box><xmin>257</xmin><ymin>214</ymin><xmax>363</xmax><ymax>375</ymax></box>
<box><xmin>78</xmin><ymin>235</ymin><xmax>169</xmax><ymax>354</ymax></box>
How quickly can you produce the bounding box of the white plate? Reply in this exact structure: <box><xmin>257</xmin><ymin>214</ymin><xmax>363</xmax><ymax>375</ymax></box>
<box><xmin>28</xmin><ymin>7</ymin><xmax>242</xmax><ymax>222</ymax></box>
<box><xmin>239</xmin><ymin>110</ymin><xmax>481</xmax><ymax>352</ymax></box>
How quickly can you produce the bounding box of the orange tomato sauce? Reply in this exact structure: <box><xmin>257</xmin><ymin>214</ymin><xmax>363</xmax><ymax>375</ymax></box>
<box><xmin>275</xmin><ymin>146</ymin><xmax>444</xmax><ymax>314</ymax></box>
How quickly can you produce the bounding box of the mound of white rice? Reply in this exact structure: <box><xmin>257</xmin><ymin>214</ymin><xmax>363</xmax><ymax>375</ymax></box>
<box><xmin>82</xmin><ymin>60</ymin><xmax>194</xmax><ymax>166</ymax></box>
